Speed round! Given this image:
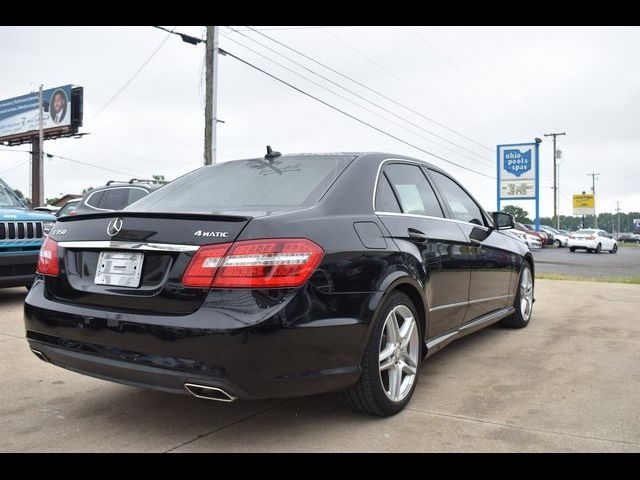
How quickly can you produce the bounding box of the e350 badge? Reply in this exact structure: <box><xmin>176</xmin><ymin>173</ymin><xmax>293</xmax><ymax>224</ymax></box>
<box><xmin>194</xmin><ymin>230</ymin><xmax>229</xmax><ymax>238</ymax></box>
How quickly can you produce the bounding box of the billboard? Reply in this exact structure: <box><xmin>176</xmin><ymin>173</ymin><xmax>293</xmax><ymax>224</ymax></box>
<box><xmin>634</xmin><ymin>219</ymin><xmax>640</xmax><ymax>230</ymax></box>
<box><xmin>0</xmin><ymin>85</ymin><xmax>82</xmax><ymax>144</ymax></box>
<box><xmin>497</xmin><ymin>142</ymin><xmax>540</xmax><ymax>230</ymax></box>
<box><xmin>573</xmin><ymin>194</ymin><xmax>595</xmax><ymax>215</ymax></box>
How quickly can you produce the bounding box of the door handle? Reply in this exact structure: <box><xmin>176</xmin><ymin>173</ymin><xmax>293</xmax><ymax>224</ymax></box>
<box><xmin>408</xmin><ymin>228</ymin><xmax>429</xmax><ymax>242</ymax></box>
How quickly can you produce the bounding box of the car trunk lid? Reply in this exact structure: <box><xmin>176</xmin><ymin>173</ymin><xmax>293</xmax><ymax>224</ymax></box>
<box><xmin>45</xmin><ymin>212</ymin><xmax>252</xmax><ymax>314</ymax></box>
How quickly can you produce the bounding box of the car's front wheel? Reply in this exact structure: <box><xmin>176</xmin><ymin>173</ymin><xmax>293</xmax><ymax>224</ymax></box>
<box><xmin>569</xmin><ymin>247</ymin><xmax>576</xmax><ymax>252</ymax></box>
<box><xmin>501</xmin><ymin>262</ymin><xmax>533</xmax><ymax>329</ymax></box>
<box><xmin>554</xmin><ymin>239</ymin><xmax>562</xmax><ymax>247</ymax></box>
<box><xmin>610</xmin><ymin>243</ymin><xmax>618</xmax><ymax>254</ymax></box>
<box><xmin>341</xmin><ymin>291</ymin><xmax>422</xmax><ymax>416</ymax></box>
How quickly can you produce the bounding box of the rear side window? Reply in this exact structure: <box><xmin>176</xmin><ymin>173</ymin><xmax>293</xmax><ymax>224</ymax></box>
<box><xmin>85</xmin><ymin>190</ymin><xmax>104</xmax><ymax>208</ymax></box>
<box><xmin>99</xmin><ymin>188</ymin><xmax>131</xmax><ymax>210</ymax></box>
<box><xmin>383</xmin><ymin>164</ymin><xmax>443</xmax><ymax>217</ymax></box>
<box><xmin>429</xmin><ymin>170</ymin><xmax>484</xmax><ymax>225</ymax></box>
<box><xmin>375</xmin><ymin>174</ymin><xmax>401</xmax><ymax>213</ymax></box>
<box><xmin>128</xmin><ymin>188</ymin><xmax>148</xmax><ymax>204</ymax></box>
<box><xmin>128</xmin><ymin>155</ymin><xmax>354</xmax><ymax>213</ymax></box>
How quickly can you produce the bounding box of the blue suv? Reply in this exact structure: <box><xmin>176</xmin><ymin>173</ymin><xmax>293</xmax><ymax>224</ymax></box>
<box><xmin>0</xmin><ymin>178</ymin><xmax>56</xmax><ymax>289</ymax></box>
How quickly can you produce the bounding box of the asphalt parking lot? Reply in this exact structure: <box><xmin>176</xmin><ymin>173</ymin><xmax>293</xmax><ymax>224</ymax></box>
<box><xmin>531</xmin><ymin>244</ymin><xmax>640</xmax><ymax>278</ymax></box>
<box><xmin>2</xmin><ymin>279</ymin><xmax>640</xmax><ymax>452</ymax></box>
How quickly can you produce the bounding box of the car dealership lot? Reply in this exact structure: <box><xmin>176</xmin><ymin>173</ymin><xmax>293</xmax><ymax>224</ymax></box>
<box><xmin>2</xmin><ymin>280</ymin><xmax>640</xmax><ymax>452</ymax></box>
<box><xmin>532</xmin><ymin>244</ymin><xmax>640</xmax><ymax>278</ymax></box>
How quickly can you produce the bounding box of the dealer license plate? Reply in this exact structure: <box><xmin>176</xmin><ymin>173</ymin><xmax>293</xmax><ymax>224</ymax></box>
<box><xmin>94</xmin><ymin>251</ymin><xmax>144</xmax><ymax>288</ymax></box>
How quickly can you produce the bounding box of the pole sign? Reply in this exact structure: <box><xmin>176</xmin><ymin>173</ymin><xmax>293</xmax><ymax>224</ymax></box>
<box><xmin>573</xmin><ymin>194</ymin><xmax>595</xmax><ymax>215</ymax></box>
<box><xmin>634</xmin><ymin>219</ymin><xmax>640</xmax><ymax>230</ymax></box>
<box><xmin>0</xmin><ymin>85</ymin><xmax>77</xmax><ymax>143</ymax></box>
<box><xmin>497</xmin><ymin>142</ymin><xmax>540</xmax><ymax>230</ymax></box>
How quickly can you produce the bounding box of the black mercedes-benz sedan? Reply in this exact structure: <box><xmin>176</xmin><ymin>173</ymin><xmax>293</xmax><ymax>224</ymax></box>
<box><xmin>24</xmin><ymin>151</ymin><xmax>534</xmax><ymax>416</ymax></box>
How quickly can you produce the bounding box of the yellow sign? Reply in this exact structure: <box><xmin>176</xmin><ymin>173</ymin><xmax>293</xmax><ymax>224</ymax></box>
<box><xmin>573</xmin><ymin>194</ymin><xmax>595</xmax><ymax>208</ymax></box>
<box><xmin>573</xmin><ymin>194</ymin><xmax>595</xmax><ymax>215</ymax></box>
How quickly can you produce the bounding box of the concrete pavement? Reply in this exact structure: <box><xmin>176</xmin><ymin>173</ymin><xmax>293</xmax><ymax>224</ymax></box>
<box><xmin>1</xmin><ymin>280</ymin><xmax>639</xmax><ymax>452</ymax></box>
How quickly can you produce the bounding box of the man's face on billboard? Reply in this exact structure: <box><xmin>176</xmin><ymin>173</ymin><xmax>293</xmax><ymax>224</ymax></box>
<box><xmin>53</xmin><ymin>93</ymin><xmax>64</xmax><ymax>113</ymax></box>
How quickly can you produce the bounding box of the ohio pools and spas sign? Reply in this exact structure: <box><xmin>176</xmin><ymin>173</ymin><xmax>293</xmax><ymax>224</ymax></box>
<box><xmin>497</xmin><ymin>143</ymin><xmax>538</xmax><ymax>199</ymax></box>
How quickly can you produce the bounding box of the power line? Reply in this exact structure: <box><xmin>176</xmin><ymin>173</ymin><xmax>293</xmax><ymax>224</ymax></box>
<box><xmin>44</xmin><ymin>152</ymin><xmax>138</xmax><ymax>177</ymax></box>
<box><xmin>429</xmin><ymin>26</ymin><xmax>550</xmax><ymax>132</ymax></box>
<box><xmin>89</xmin><ymin>28</ymin><xmax>175</xmax><ymax>123</ymax></box>
<box><xmin>234</xmin><ymin>26</ymin><xmax>358</xmax><ymax>32</ymax></box>
<box><xmin>0</xmin><ymin>160</ymin><xmax>28</xmax><ymax>175</ymax></box>
<box><xmin>320</xmin><ymin>27</ymin><xmax>501</xmax><ymax>143</ymax></box>
<box><xmin>452</xmin><ymin>27</ymin><xmax>558</xmax><ymax>131</ymax></box>
<box><xmin>219</xmin><ymin>47</ymin><xmax>494</xmax><ymax>180</ymax></box>
<box><xmin>410</xmin><ymin>27</ymin><xmax>542</xmax><ymax>133</ymax></box>
<box><xmin>227</xmin><ymin>26</ymin><xmax>495</xmax><ymax>166</ymax></box>
<box><xmin>220</xmin><ymin>29</ymin><xmax>495</xmax><ymax>169</ymax></box>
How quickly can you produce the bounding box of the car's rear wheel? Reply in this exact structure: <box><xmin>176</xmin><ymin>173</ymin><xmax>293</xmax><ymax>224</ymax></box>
<box><xmin>610</xmin><ymin>243</ymin><xmax>618</xmax><ymax>254</ymax></box>
<box><xmin>501</xmin><ymin>262</ymin><xmax>533</xmax><ymax>329</ymax></box>
<box><xmin>595</xmin><ymin>243</ymin><xmax>602</xmax><ymax>254</ymax></box>
<box><xmin>569</xmin><ymin>247</ymin><xmax>576</xmax><ymax>252</ymax></box>
<box><xmin>341</xmin><ymin>291</ymin><xmax>422</xmax><ymax>416</ymax></box>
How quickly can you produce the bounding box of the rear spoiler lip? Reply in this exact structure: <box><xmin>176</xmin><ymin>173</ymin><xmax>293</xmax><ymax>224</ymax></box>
<box><xmin>56</xmin><ymin>211</ymin><xmax>252</xmax><ymax>223</ymax></box>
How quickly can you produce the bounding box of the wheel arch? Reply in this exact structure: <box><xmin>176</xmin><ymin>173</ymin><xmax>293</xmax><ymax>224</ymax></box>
<box><xmin>368</xmin><ymin>273</ymin><xmax>428</xmax><ymax>347</ymax></box>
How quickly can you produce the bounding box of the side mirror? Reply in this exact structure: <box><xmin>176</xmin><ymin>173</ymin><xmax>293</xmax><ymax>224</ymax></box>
<box><xmin>492</xmin><ymin>211</ymin><xmax>514</xmax><ymax>230</ymax></box>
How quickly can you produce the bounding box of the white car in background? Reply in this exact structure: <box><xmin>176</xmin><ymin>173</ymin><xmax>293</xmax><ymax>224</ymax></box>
<box><xmin>539</xmin><ymin>225</ymin><xmax>569</xmax><ymax>247</ymax></box>
<box><xmin>568</xmin><ymin>229</ymin><xmax>618</xmax><ymax>254</ymax></box>
<box><xmin>505</xmin><ymin>228</ymin><xmax>542</xmax><ymax>249</ymax></box>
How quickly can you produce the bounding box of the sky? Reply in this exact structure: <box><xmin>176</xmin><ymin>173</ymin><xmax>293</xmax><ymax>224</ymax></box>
<box><xmin>0</xmin><ymin>25</ymin><xmax>639</xmax><ymax>218</ymax></box>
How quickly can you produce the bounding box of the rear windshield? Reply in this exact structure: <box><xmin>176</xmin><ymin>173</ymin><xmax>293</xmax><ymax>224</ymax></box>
<box><xmin>127</xmin><ymin>155</ymin><xmax>354</xmax><ymax>213</ymax></box>
<box><xmin>577</xmin><ymin>230</ymin><xmax>596</xmax><ymax>234</ymax></box>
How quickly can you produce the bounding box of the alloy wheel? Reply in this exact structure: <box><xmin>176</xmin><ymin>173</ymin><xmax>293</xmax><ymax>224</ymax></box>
<box><xmin>520</xmin><ymin>267</ymin><xmax>534</xmax><ymax>321</ymax></box>
<box><xmin>378</xmin><ymin>305</ymin><xmax>420</xmax><ymax>403</ymax></box>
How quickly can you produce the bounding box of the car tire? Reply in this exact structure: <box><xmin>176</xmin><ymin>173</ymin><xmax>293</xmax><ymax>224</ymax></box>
<box><xmin>595</xmin><ymin>243</ymin><xmax>602</xmax><ymax>254</ymax></box>
<box><xmin>569</xmin><ymin>247</ymin><xmax>576</xmax><ymax>252</ymax></box>
<box><xmin>341</xmin><ymin>291</ymin><xmax>422</xmax><ymax>416</ymax></box>
<box><xmin>610</xmin><ymin>243</ymin><xmax>618</xmax><ymax>254</ymax></box>
<box><xmin>554</xmin><ymin>239</ymin><xmax>561</xmax><ymax>247</ymax></box>
<box><xmin>501</xmin><ymin>262</ymin><xmax>533</xmax><ymax>329</ymax></box>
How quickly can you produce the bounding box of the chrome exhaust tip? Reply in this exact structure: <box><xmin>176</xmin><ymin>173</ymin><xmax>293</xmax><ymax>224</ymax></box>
<box><xmin>31</xmin><ymin>348</ymin><xmax>49</xmax><ymax>363</ymax></box>
<box><xmin>184</xmin><ymin>383</ymin><xmax>236</xmax><ymax>402</ymax></box>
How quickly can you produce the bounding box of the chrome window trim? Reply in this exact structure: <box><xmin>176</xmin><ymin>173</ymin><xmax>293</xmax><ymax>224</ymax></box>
<box><xmin>58</xmin><ymin>241</ymin><xmax>199</xmax><ymax>252</ymax></box>
<box><xmin>372</xmin><ymin>158</ymin><xmax>491</xmax><ymax>230</ymax></box>
<box><xmin>375</xmin><ymin>211</ymin><xmax>491</xmax><ymax>231</ymax></box>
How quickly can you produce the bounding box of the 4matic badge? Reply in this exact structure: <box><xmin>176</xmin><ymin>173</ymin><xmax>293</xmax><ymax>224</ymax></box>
<box><xmin>194</xmin><ymin>230</ymin><xmax>229</xmax><ymax>238</ymax></box>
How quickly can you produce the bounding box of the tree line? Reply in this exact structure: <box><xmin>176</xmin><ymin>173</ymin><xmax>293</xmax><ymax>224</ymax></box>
<box><xmin>501</xmin><ymin>205</ymin><xmax>640</xmax><ymax>233</ymax></box>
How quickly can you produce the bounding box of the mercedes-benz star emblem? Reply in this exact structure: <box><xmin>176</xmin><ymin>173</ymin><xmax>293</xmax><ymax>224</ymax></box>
<box><xmin>107</xmin><ymin>217</ymin><xmax>123</xmax><ymax>237</ymax></box>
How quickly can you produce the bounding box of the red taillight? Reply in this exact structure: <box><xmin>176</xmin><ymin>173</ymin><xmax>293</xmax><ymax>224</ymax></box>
<box><xmin>586</xmin><ymin>235</ymin><xmax>596</xmax><ymax>240</ymax></box>
<box><xmin>181</xmin><ymin>242</ymin><xmax>233</xmax><ymax>288</ymax></box>
<box><xmin>36</xmin><ymin>237</ymin><xmax>59</xmax><ymax>276</ymax></box>
<box><xmin>182</xmin><ymin>238</ymin><xmax>324</xmax><ymax>289</ymax></box>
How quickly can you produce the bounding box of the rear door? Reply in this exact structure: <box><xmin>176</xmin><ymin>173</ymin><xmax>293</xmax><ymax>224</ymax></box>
<box><xmin>426</xmin><ymin>168</ymin><xmax>513</xmax><ymax>322</ymax></box>
<box><xmin>375</xmin><ymin>161</ymin><xmax>471</xmax><ymax>338</ymax></box>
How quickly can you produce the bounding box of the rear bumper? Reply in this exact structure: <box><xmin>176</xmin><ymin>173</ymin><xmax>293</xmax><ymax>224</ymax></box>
<box><xmin>568</xmin><ymin>239</ymin><xmax>598</xmax><ymax>249</ymax></box>
<box><xmin>0</xmin><ymin>251</ymin><xmax>38</xmax><ymax>288</ymax></box>
<box><xmin>24</xmin><ymin>279</ymin><xmax>372</xmax><ymax>400</ymax></box>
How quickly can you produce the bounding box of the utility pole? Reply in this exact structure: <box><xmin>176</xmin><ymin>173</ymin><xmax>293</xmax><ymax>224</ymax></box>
<box><xmin>544</xmin><ymin>132</ymin><xmax>565</xmax><ymax>230</ymax></box>
<box><xmin>615</xmin><ymin>201</ymin><xmax>621</xmax><ymax>235</ymax></box>
<box><xmin>586</xmin><ymin>172</ymin><xmax>600</xmax><ymax>228</ymax></box>
<box><xmin>31</xmin><ymin>84</ymin><xmax>44</xmax><ymax>208</ymax></box>
<box><xmin>204</xmin><ymin>26</ymin><xmax>219</xmax><ymax>166</ymax></box>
